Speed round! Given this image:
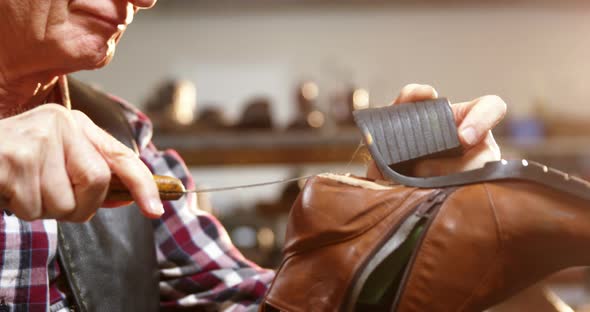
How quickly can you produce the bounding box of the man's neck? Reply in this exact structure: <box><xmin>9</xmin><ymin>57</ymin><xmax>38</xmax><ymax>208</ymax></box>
<box><xmin>0</xmin><ymin>73</ymin><xmax>60</xmax><ymax>118</ymax></box>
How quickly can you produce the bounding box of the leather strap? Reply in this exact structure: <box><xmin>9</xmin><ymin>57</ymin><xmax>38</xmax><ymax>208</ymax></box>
<box><xmin>57</xmin><ymin>78</ymin><xmax>159</xmax><ymax>312</ymax></box>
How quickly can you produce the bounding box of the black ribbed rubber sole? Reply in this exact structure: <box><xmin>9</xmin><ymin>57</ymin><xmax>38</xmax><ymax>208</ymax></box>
<box><xmin>353</xmin><ymin>98</ymin><xmax>590</xmax><ymax>201</ymax></box>
<box><xmin>353</xmin><ymin>98</ymin><xmax>462</xmax><ymax>165</ymax></box>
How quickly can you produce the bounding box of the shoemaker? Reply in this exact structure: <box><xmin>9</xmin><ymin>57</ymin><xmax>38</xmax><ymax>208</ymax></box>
<box><xmin>0</xmin><ymin>0</ymin><xmax>508</xmax><ymax>311</ymax></box>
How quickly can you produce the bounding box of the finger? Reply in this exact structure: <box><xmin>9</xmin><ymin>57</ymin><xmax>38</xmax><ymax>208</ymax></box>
<box><xmin>71</xmin><ymin>111</ymin><xmax>163</xmax><ymax>218</ymax></box>
<box><xmin>452</xmin><ymin>95</ymin><xmax>507</xmax><ymax>147</ymax></box>
<box><xmin>0</xmin><ymin>147</ymin><xmax>42</xmax><ymax>221</ymax></box>
<box><xmin>39</xmin><ymin>134</ymin><xmax>76</xmax><ymax>220</ymax></box>
<box><xmin>393</xmin><ymin>84</ymin><xmax>438</xmax><ymax>105</ymax></box>
<box><xmin>9</xmin><ymin>178</ymin><xmax>42</xmax><ymax>221</ymax></box>
<box><xmin>64</xmin><ymin>140</ymin><xmax>111</xmax><ymax>222</ymax></box>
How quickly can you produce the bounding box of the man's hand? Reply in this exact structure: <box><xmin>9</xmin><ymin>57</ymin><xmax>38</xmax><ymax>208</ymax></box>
<box><xmin>367</xmin><ymin>84</ymin><xmax>507</xmax><ymax>180</ymax></box>
<box><xmin>0</xmin><ymin>104</ymin><xmax>164</xmax><ymax>222</ymax></box>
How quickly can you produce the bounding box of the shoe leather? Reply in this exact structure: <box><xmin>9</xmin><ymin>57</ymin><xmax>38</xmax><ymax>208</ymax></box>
<box><xmin>261</xmin><ymin>175</ymin><xmax>590</xmax><ymax>312</ymax></box>
<box><xmin>395</xmin><ymin>181</ymin><xmax>590</xmax><ymax>312</ymax></box>
<box><xmin>261</xmin><ymin>175</ymin><xmax>440</xmax><ymax>311</ymax></box>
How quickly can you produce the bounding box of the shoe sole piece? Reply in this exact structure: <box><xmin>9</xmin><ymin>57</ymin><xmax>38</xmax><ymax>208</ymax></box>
<box><xmin>353</xmin><ymin>99</ymin><xmax>590</xmax><ymax>201</ymax></box>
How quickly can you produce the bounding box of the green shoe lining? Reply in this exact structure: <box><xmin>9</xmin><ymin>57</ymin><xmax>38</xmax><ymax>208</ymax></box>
<box><xmin>357</xmin><ymin>222</ymin><xmax>425</xmax><ymax>305</ymax></box>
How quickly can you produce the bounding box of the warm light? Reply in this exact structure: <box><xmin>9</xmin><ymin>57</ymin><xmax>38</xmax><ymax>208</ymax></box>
<box><xmin>364</xmin><ymin>132</ymin><xmax>374</xmax><ymax>145</ymax></box>
<box><xmin>172</xmin><ymin>80</ymin><xmax>197</xmax><ymax>125</ymax></box>
<box><xmin>125</xmin><ymin>4</ymin><xmax>135</xmax><ymax>25</ymax></box>
<box><xmin>301</xmin><ymin>81</ymin><xmax>319</xmax><ymax>101</ymax></box>
<box><xmin>353</xmin><ymin>88</ymin><xmax>370</xmax><ymax>110</ymax></box>
<box><xmin>307</xmin><ymin>110</ymin><xmax>325</xmax><ymax>128</ymax></box>
<box><xmin>257</xmin><ymin>227</ymin><xmax>275</xmax><ymax>249</ymax></box>
<box><xmin>297</xmin><ymin>178</ymin><xmax>307</xmax><ymax>189</ymax></box>
<box><xmin>543</xmin><ymin>288</ymin><xmax>574</xmax><ymax>312</ymax></box>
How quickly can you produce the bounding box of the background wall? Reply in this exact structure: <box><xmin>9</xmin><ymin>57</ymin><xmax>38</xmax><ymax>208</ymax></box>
<box><xmin>73</xmin><ymin>4</ymin><xmax>590</xmax><ymax>215</ymax></box>
<box><xmin>75</xmin><ymin>5</ymin><xmax>590</xmax><ymax>125</ymax></box>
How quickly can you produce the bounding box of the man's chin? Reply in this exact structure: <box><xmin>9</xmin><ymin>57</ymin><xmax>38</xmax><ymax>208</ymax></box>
<box><xmin>66</xmin><ymin>30</ymin><xmax>122</xmax><ymax>70</ymax></box>
<box><xmin>70</xmin><ymin>49</ymin><xmax>115</xmax><ymax>71</ymax></box>
<box><xmin>76</xmin><ymin>38</ymin><xmax>117</xmax><ymax>70</ymax></box>
<box><xmin>94</xmin><ymin>49</ymin><xmax>116</xmax><ymax>69</ymax></box>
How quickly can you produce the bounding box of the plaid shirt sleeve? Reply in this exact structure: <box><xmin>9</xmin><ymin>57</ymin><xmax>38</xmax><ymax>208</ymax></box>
<box><xmin>112</xmin><ymin>96</ymin><xmax>275</xmax><ymax>311</ymax></box>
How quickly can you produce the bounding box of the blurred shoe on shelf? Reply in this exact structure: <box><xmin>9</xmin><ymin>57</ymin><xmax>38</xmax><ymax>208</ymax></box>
<box><xmin>330</xmin><ymin>86</ymin><xmax>370</xmax><ymax>128</ymax></box>
<box><xmin>192</xmin><ymin>105</ymin><xmax>231</xmax><ymax>131</ymax></box>
<box><xmin>144</xmin><ymin>78</ymin><xmax>198</xmax><ymax>132</ymax></box>
<box><xmin>236</xmin><ymin>97</ymin><xmax>274</xmax><ymax>130</ymax></box>
<box><xmin>287</xmin><ymin>81</ymin><xmax>326</xmax><ymax>131</ymax></box>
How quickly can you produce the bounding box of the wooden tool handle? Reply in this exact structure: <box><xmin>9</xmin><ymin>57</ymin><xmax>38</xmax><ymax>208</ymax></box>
<box><xmin>106</xmin><ymin>175</ymin><xmax>186</xmax><ymax>202</ymax></box>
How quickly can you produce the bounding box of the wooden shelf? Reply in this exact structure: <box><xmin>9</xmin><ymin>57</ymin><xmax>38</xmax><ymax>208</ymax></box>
<box><xmin>152</xmin><ymin>129</ymin><xmax>366</xmax><ymax>166</ymax></box>
<box><xmin>152</xmin><ymin>130</ymin><xmax>590</xmax><ymax>168</ymax></box>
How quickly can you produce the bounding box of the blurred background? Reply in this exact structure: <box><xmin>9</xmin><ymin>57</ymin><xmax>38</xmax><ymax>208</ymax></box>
<box><xmin>75</xmin><ymin>1</ymin><xmax>590</xmax><ymax>310</ymax></box>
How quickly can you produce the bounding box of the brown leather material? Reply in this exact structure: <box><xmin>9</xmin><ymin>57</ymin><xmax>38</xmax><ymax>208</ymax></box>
<box><xmin>262</xmin><ymin>175</ymin><xmax>441</xmax><ymax>312</ymax></box>
<box><xmin>395</xmin><ymin>181</ymin><xmax>590</xmax><ymax>312</ymax></box>
<box><xmin>68</xmin><ymin>77</ymin><xmax>138</xmax><ymax>153</ymax></box>
<box><xmin>263</xmin><ymin>174</ymin><xmax>590</xmax><ymax>312</ymax></box>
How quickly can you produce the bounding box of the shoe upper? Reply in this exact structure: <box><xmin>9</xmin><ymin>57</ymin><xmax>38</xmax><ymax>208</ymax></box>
<box><xmin>263</xmin><ymin>174</ymin><xmax>590</xmax><ymax>312</ymax></box>
<box><xmin>262</xmin><ymin>174</ymin><xmax>440</xmax><ymax>312</ymax></box>
<box><xmin>396</xmin><ymin>181</ymin><xmax>590</xmax><ymax>312</ymax></box>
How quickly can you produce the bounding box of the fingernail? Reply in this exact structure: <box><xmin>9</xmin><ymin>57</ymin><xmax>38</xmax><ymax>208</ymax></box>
<box><xmin>149</xmin><ymin>198</ymin><xmax>164</xmax><ymax>215</ymax></box>
<box><xmin>460</xmin><ymin>127</ymin><xmax>477</xmax><ymax>146</ymax></box>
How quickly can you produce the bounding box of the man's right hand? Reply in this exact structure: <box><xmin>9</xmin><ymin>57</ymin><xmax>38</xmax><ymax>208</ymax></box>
<box><xmin>0</xmin><ymin>104</ymin><xmax>164</xmax><ymax>222</ymax></box>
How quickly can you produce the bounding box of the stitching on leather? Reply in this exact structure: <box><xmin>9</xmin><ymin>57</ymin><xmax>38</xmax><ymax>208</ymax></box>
<box><xmin>483</xmin><ymin>183</ymin><xmax>505</xmax><ymax>252</ymax></box>
<box><xmin>58</xmin><ymin>227</ymin><xmax>88</xmax><ymax>311</ymax></box>
<box><xmin>456</xmin><ymin>184</ymin><xmax>505</xmax><ymax>312</ymax></box>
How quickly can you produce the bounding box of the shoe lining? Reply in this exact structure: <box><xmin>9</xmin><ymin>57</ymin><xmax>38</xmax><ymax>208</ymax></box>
<box><xmin>318</xmin><ymin>173</ymin><xmax>400</xmax><ymax>191</ymax></box>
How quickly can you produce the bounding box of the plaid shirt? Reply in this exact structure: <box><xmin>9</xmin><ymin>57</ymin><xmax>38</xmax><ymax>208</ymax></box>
<box><xmin>0</xmin><ymin>79</ymin><xmax>274</xmax><ymax>311</ymax></box>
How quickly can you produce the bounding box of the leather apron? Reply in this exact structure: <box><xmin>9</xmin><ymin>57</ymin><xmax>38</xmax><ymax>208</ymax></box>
<box><xmin>56</xmin><ymin>79</ymin><xmax>159</xmax><ymax>312</ymax></box>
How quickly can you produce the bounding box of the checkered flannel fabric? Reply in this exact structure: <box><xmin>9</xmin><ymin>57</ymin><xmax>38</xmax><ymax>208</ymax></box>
<box><xmin>0</xmin><ymin>92</ymin><xmax>274</xmax><ymax>311</ymax></box>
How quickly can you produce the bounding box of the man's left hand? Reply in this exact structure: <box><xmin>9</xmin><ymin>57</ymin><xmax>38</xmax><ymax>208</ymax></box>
<box><xmin>366</xmin><ymin>84</ymin><xmax>507</xmax><ymax>180</ymax></box>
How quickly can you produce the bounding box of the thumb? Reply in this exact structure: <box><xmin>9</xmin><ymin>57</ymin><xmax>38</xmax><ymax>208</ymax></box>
<box><xmin>393</xmin><ymin>84</ymin><xmax>438</xmax><ymax>105</ymax></box>
<box><xmin>452</xmin><ymin>95</ymin><xmax>507</xmax><ymax>147</ymax></box>
<box><xmin>71</xmin><ymin>110</ymin><xmax>164</xmax><ymax>218</ymax></box>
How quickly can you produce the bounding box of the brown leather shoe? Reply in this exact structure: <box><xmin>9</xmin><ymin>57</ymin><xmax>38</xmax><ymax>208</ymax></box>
<box><xmin>260</xmin><ymin>173</ymin><xmax>590</xmax><ymax>312</ymax></box>
<box><xmin>395</xmin><ymin>180</ymin><xmax>590</xmax><ymax>312</ymax></box>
